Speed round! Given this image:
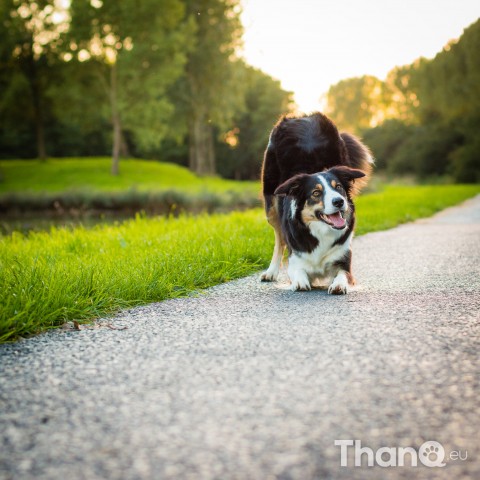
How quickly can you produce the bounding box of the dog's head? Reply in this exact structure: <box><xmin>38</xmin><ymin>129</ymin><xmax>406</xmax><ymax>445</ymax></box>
<box><xmin>274</xmin><ymin>166</ymin><xmax>366</xmax><ymax>230</ymax></box>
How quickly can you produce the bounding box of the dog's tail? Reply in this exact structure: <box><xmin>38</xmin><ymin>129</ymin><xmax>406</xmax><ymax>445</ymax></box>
<box><xmin>340</xmin><ymin>132</ymin><xmax>374</xmax><ymax>196</ymax></box>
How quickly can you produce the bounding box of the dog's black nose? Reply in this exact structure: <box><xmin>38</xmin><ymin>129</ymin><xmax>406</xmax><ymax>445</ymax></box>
<box><xmin>332</xmin><ymin>197</ymin><xmax>344</xmax><ymax>208</ymax></box>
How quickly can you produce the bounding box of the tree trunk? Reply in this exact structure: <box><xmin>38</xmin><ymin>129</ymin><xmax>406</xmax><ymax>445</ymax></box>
<box><xmin>111</xmin><ymin>113</ymin><xmax>121</xmax><ymax>176</ymax></box>
<box><xmin>188</xmin><ymin>107</ymin><xmax>216</xmax><ymax>176</ymax></box>
<box><xmin>120</xmin><ymin>132</ymin><xmax>130</xmax><ymax>158</ymax></box>
<box><xmin>205</xmin><ymin>122</ymin><xmax>215</xmax><ymax>174</ymax></box>
<box><xmin>25</xmin><ymin>48</ymin><xmax>47</xmax><ymax>161</ymax></box>
<box><xmin>33</xmin><ymin>87</ymin><xmax>47</xmax><ymax>161</ymax></box>
<box><xmin>110</xmin><ymin>64</ymin><xmax>121</xmax><ymax>176</ymax></box>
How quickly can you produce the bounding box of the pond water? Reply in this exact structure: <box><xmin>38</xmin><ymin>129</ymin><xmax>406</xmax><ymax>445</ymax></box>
<box><xmin>1</xmin><ymin>205</ymin><xmax>254</xmax><ymax>236</ymax></box>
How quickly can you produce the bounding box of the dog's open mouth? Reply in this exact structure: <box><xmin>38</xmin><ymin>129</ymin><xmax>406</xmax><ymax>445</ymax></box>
<box><xmin>315</xmin><ymin>210</ymin><xmax>346</xmax><ymax>229</ymax></box>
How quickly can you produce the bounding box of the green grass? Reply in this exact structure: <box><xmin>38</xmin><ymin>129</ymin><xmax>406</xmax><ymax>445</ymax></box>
<box><xmin>354</xmin><ymin>184</ymin><xmax>480</xmax><ymax>235</ymax></box>
<box><xmin>1</xmin><ymin>184</ymin><xmax>479</xmax><ymax>342</ymax></box>
<box><xmin>0</xmin><ymin>158</ymin><xmax>259</xmax><ymax>194</ymax></box>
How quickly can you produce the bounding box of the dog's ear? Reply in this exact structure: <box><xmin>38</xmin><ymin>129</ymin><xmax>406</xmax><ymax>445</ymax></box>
<box><xmin>274</xmin><ymin>174</ymin><xmax>308</xmax><ymax>197</ymax></box>
<box><xmin>328</xmin><ymin>166</ymin><xmax>366</xmax><ymax>192</ymax></box>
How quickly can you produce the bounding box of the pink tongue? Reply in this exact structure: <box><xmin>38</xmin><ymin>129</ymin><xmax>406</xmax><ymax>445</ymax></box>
<box><xmin>327</xmin><ymin>212</ymin><xmax>346</xmax><ymax>228</ymax></box>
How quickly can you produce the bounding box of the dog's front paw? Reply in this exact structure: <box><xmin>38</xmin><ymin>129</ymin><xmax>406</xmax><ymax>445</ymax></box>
<box><xmin>328</xmin><ymin>274</ymin><xmax>349</xmax><ymax>295</ymax></box>
<box><xmin>288</xmin><ymin>261</ymin><xmax>311</xmax><ymax>291</ymax></box>
<box><xmin>260</xmin><ymin>268</ymin><xmax>279</xmax><ymax>282</ymax></box>
<box><xmin>328</xmin><ymin>283</ymin><xmax>347</xmax><ymax>295</ymax></box>
<box><xmin>290</xmin><ymin>278</ymin><xmax>312</xmax><ymax>291</ymax></box>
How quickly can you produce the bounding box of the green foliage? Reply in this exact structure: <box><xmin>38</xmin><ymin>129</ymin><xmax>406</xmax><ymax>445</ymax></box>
<box><xmin>364</xmin><ymin>120</ymin><xmax>469</xmax><ymax>179</ymax></box>
<box><xmin>216</xmin><ymin>62</ymin><xmax>294</xmax><ymax>179</ymax></box>
<box><xmin>181</xmin><ymin>0</ymin><xmax>243</xmax><ymax>127</ymax></box>
<box><xmin>411</xmin><ymin>21</ymin><xmax>480</xmax><ymax>124</ymax></box>
<box><xmin>0</xmin><ymin>0</ymin><xmax>69</xmax><ymax>159</ymax></box>
<box><xmin>326</xmin><ymin>19</ymin><xmax>480</xmax><ymax>183</ymax></box>
<box><xmin>1</xmin><ymin>184</ymin><xmax>479</xmax><ymax>342</ymax></box>
<box><xmin>449</xmin><ymin>133</ymin><xmax>480</xmax><ymax>183</ymax></box>
<box><xmin>325</xmin><ymin>75</ymin><xmax>387</xmax><ymax>132</ymax></box>
<box><xmin>361</xmin><ymin>120</ymin><xmax>415</xmax><ymax>171</ymax></box>
<box><xmin>168</xmin><ymin>0</ymin><xmax>245</xmax><ymax>175</ymax></box>
<box><xmin>0</xmin><ymin>0</ymin><xmax>292</xmax><ymax>178</ymax></box>
<box><xmin>68</xmin><ymin>0</ymin><xmax>194</xmax><ymax>169</ymax></box>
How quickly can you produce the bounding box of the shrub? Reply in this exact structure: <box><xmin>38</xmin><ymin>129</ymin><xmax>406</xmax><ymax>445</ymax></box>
<box><xmin>361</xmin><ymin>120</ymin><xmax>416</xmax><ymax>171</ymax></box>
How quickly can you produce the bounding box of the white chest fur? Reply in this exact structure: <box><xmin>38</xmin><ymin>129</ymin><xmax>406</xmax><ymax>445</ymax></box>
<box><xmin>287</xmin><ymin>221</ymin><xmax>352</xmax><ymax>290</ymax></box>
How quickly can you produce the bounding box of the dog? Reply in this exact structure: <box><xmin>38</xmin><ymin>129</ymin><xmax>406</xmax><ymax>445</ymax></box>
<box><xmin>260</xmin><ymin>112</ymin><xmax>373</xmax><ymax>293</ymax></box>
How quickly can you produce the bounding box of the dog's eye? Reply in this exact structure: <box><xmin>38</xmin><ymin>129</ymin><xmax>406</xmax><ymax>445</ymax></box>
<box><xmin>312</xmin><ymin>190</ymin><xmax>321</xmax><ymax>197</ymax></box>
<box><xmin>335</xmin><ymin>184</ymin><xmax>343</xmax><ymax>191</ymax></box>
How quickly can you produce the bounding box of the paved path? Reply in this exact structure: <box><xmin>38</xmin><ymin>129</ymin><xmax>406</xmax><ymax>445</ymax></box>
<box><xmin>1</xmin><ymin>196</ymin><xmax>480</xmax><ymax>480</ymax></box>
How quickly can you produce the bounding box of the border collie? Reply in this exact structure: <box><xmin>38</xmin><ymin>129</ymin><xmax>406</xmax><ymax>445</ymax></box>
<box><xmin>261</xmin><ymin>112</ymin><xmax>373</xmax><ymax>293</ymax></box>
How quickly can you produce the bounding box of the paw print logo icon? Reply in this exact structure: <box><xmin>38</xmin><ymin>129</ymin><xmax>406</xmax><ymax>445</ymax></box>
<box><xmin>419</xmin><ymin>441</ymin><xmax>446</xmax><ymax>467</ymax></box>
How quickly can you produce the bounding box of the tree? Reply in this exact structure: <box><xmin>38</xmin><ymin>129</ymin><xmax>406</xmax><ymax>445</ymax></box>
<box><xmin>325</xmin><ymin>75</ymin><xmax>387</xmax><ymax>133</ymax></box>
<box><xmin>361</xmin><ymin>119</ymin><xmax>415</xmax><ymax>171</ymax></box>
<box><xmin>68</xmin><ymin>0</ymin><xmax>193</xmax><ymax>175</ymax></box>
<box><xmin>216</xmin><ymin>62</ymin><xmax>294</xmax><ymax>179</ymax></box>
<box><xmin>411</xmin><ymin>20</ymin><xmax>480</xmax><ymax>125</ymax></box>
<box><xmin>327</xmin><ymin>19</ymin><xmax>480</xmax><ymax>182</ymax></box>
<box><xmin>46</xmin><ymin>57</ymin><xmax>111</xmax><ymax>156</ymax></box>
<box><xmin>383</xmin><ymin>65</ymin><xmax>420</xmax><ymax>124</ymax></box>
<box><xmin>0</xmin><ymin>0</ymin><xmax>69</xmax><ymax>160</ymax></box>
<box><xmin>169</xmin><ymin>0</ymin><xmax>244</xmax><ymax>176</ymax></box>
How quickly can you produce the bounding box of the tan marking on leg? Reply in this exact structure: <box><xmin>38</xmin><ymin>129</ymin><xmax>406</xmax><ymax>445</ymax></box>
<box><xmin>261</xmin><ymin>198</ymin><xmax>285</xmax><ymax>282</ymax></box>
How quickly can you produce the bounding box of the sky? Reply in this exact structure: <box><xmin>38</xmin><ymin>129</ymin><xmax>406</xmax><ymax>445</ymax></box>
<box><xmin>240</xmin><ymin>0</ymin><xmax>479</xmax><ymax>112</ymax></box>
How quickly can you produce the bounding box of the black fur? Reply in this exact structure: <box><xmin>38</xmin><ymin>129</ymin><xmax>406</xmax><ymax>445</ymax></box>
<box><xmin>332</xmin><ymin>250</ymin><xmax>353</xmax><ymax>282</ymax></box>
<box><xmin>262</xmin><ymin>112</ymin><xmax>372</xmax><ymax>198</ymax></box>
<box><xmin>279</xmin><ymin>195</ymin><xmax>319</xmax><ymax>254</ymax></box>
